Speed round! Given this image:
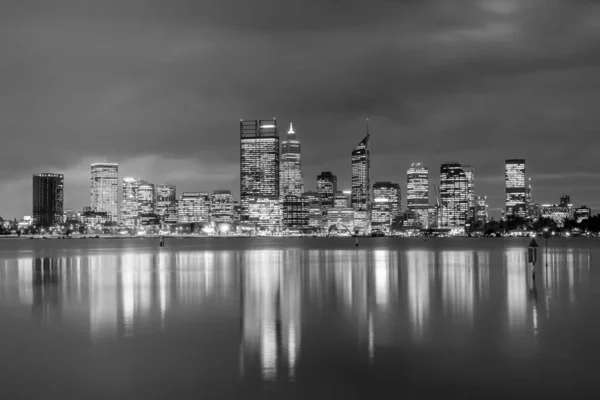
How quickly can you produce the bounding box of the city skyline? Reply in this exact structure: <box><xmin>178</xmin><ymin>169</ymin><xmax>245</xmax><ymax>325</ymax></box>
<box><xmin>2</xmin><ymin>1</ymin><xmax>600</xmax><ymax>218</ymax></box>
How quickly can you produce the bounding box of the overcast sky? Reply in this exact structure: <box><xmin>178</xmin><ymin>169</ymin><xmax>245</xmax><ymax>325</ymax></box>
<box><xmin>1</xmin><ymin>0</ymin><xmax>599</xmax><ymax>219</ymax></box>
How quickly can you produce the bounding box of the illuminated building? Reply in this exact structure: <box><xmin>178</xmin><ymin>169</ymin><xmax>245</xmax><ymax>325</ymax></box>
<box><xmin>463</xmin><ymin>165</ymin><xmax>475</xmax><ymax>223</ymax></box>
<box><xmin>33</xmin><ymin>173</ymin><xmax>64</xmax><ymax>226</ymax></box>
<box><xmin>240</xmin><ymin>119</ymin><xmax>280</xmax><ymax>222</ymax></box>
<box><xmin>282</xmin><ymin>195</ymin><xmax>309</xmax><ymax>230</ymax></box>
<box><xmin>303</xmin><ymin>191</ymin><xmax>322</xmax><ymax>230</ymax></box>
<box><xmin>317</xmin><ymin>172</ymin><xmax>337</xmax><ymax>208</ymax></box>
<box><xmin>575</xmin><ymin>206</ymin><xmax>591</xmax><ymax>223</ymax></box>
<box><xmin>90</xmin><ymin>163</ymin><xmax>119</xmax><ymax>223</ymax></box>
<box><xmin>541</xmin><ymin>196</ymin><xmax>574</xmax><ymax>227</ymax></box>
<box><xmin>280</xmin><ymin>123</ymin><xmax>304</xmax><ymax>198</ymax></box>
<box><xmin>121</xmin><ymin>178</ymin><xmax>141</xmax><ymax>227</ymax></box>
<box><xmin>407</xmin><ymin>163</ymin><xmax>428</xmax><ymax>227</ymax></box>
<box><xmin>326</xmin><ymin>208</ymin><xmax>355</xmax><ymax>233</ymax></box>
<box><xmin>439</xmin><ymin>163</ymin><xmax>468</xmax><ymax>227</ymax></box>
<box><xmin>81</xmin><ymin>211</ymin><xmax>109</xmax><ymax>226</ymax></box>
<box><xmin>505</xmin><ymin>159</ymin><xmax>527</xmax><ymax>218</ymax></box>
<box><xmin>474</xmin><ymin>195</ymin><xmax>489</xmax><ymax>225</ymax></box>
<box><xmin>334</xmin><ymin>191</ymin><xmax>350</xmax><ymax>208</ymax></box>
<box><xmin>156</xmin><ymin>184</ymin><xmax>177</xmax><ymax>224</ymax></box>
<box><xmin>137</xmin><ymin>181</ymin><xmax>155</xmax><ymax>215</ymax></box>
<box><xmin>248</xmin><ymin>197</ymin><xmax>282</xmax><ymax>232</ymax></box>
<box><xmin>210</xmin><ymin>190</ymin><xmax>234</xmax><ymax>223</ymax></box>
<box><xmin>371</xmin><ymin>182</ymin><xmax>401</xmax><ymax>233</ymax></box>
<box><xmin>351</xmin><ymin>127</ymin><xmax>371</xmax><ymax>213</ymax></box>
<box><xmin>560</xmin><ymin>195</ymin><xmax>570</xmax><ymax>206</ymax></box>
<box><xmin>177</xmin><ymin>192</ymin><xmax>210</xmax><ymax>223</ymax></box>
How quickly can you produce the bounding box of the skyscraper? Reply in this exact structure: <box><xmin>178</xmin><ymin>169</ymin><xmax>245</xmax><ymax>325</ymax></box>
<box><xmin>137</xmin><ymin>181</ymin><xmax>156</xmax><ymax>215</ymax></box>
<box><xmin>463</xmin><ymin>165</ymin><xmax>476</xmax><ymax>224</ymax></box>
<box><xmin>351</xmin><ymin>125</ymin><xmax>371</xmax><ymax>211</ymax></box>
<box><xmin>33</xmin><ymin>173</ymin><xmax>64</xmax><ymax>226</ymax></box>
<box><xmin>505</xmin><ymin>159</ymin><xmax>526</xmax><ymax>218</ymax></box>
<box><xmin>156</xmin><ymin>184</ymin><xmax>177</xmax><ymax>224</ymax></box>
<box><xmin>210</xmin><ymin>190</ymin><xmax>234</xmax><ymax>223</ymax></box>
<box><xmin>439</xmin><ymin>163</ymin><xmax>468</xmax><ymax>227</ymax></box>
<box><xmin>406</xmin><ymin>163</ymin><xmax>428</xmax><ymax>226</ymax></box>
<box><xmin>317</xmin><ymin>172</ymin><xmax>337</xmax><ymax>208</ymax></box>
<box><xmin>280</xmin><ymin>122</ymin><xmax>304</xmax><ymax>198</ymax></box>
<box><xmin>90</xmin><ymin>163</ymin><xmax>119</xmax><ymax>223</ymax></box>
<box><xmin>178</xmin><ymin>192</ymin><xmax>210</xmax><ymax>223</ymax></box>
<box><xmin>240</xmin><ymin>119</ymin><xmax>280</xmax><ymax>222</ymax></box>
<box><xmin>121</xmin><ymin>177</ymin><xmax>141</xmax><ymax>227</ymax></box>
<box><xmin>371</xmin><ymin>182</ymin><xmax>401</xmax><ymax>233</ymax></box>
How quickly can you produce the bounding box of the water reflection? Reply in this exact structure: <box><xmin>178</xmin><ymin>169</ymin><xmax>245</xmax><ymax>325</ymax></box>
<box><xmin>0</xmin><ymin>242</ymin><xmax>595</xmax><ymax>386</ymax></box>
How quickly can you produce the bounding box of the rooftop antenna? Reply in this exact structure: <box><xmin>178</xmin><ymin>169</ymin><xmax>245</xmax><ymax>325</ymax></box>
<box><xmin>366</xmin><ymin>118</ymin><xmax>370</xmax><ymax>137</ymax></box>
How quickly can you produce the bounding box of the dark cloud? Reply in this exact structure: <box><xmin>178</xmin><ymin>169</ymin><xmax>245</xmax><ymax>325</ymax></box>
<box><xmin>1</xmin><ymin>0</ymin><xmax>600</xmax><ymax>217</ymax></box>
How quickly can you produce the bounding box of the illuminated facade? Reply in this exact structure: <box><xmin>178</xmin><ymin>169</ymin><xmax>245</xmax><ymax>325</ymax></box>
<box><xmin>248</xmin><ymin>197</ymin><xmax>282</xmax><ymax>232</ymax></box>
<box><xmin>177</xmin><ymin>192</ymin><xmax>210</xmax><ymax>223</ymax></box>
<box><xmin>121</xmin><ymin>177</ymin><xmax>141</xmax><ymax>227</ymax></box>
<box><xmin>156</xmin><ymin>184</ymin><xmax>177</xmax><ymax>224</ymax></box>
<box><xmin>474</xmin><ymin>195</ymin><xmax>489</xmax><ymax>225</ymax></box>
<box><xmin>541</xmin><ymin>196</ymin><xmax>574</xmax><ymax>227</ymax></box>
<box><xmin>505</xmin><ymin>159</ymin><xmax>527</xmax><ymax>218</ymax></box>
<box><xmin>317</xmin><ymin>172</ymin><xmax>337</xmax><ymax>208</ymax></box>
<box><xmin>407</xmin><ymin>163</ymin><xmax>428</xmax><ymax>227</ymax></box>
<box><xmin>280</xmin><ymin>123</ymin><xmax>304</xmax><ymax>198</ymax></box>
<box><xmin>240</xmin><ymin>119</ymin><xmax>280</xmax><ymax>222</ymax></box>
<box><xmin>440</xmin><ymin>163</ymin><xmax>468</xmax><ymax>227</ymax></box>
<box><xmin>326</xmin><ymin>208</ymin><xmax>355</xmax><ymax>233</ymax></box>
<box><xmin>90</xmin><ymin>163</ymin><xmax>119</xmax><ymax>223</ymax></box>
<box><xmin>463</xmin><ymin>165</ymin><xmax>475</xmax><ymax>223</ymax></box>
<box><xmin>575</xmin><ymin>206</ymin><xmax>591</xmax><ymax>223</ymax></box>
<box><xmin>334</xmin><ymin>191</ymin><xmax>350</xmax><ymax>208</ymax></box>
<box><xmin>351</xmin><ymin>128</ymin><xmax>371</xmax><ymax>213</ymax></box>
<box><xmin>137</xmin><ymin>181</ymin><xmax>155</xmax><ymax>216</ymax></box>
<box><xmin>210</xmin><ymin>190</ymin><xmax>234</xmax><ymax>223</ymax></box>
<box><xmin>33</xmin><ymin>173</ymin><xmax>64</xmax><ymax>226</ymax></box>
<box><xmin>371</xmin><ymin>182</ymin><xmax>401</xmax><ymax>233</ymax></box>
<box><xmin>303</xmin><ymin>191</ymin><xmax>322</xmax><ymax>229</ymax></box>
<box><xmin>282</xmin><ymin>195</ymin><xmax>309</xmax><ymax>230</ymax></box>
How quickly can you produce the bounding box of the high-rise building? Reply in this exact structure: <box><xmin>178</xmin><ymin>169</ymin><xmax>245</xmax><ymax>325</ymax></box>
<box><xmin>474</xmin><ymin>195</ymin><xmax>489</xmax><ymax>225</ymax></box>
<box><xmin>317</xmin><ymin>172</ymin><xmax>337</xmax><ymax>208</ymax></box>
<box><xmin>351</xmin><ymin>127</ymin><xmax>371</xmax><ymax>213</ymax></box>
<box><xmin>156</xmin><ymin>184</ymin><xmax>177</xmax><ymax>224</ymax></box>
<box><xmin>210</xmin><ymin>190</ymin><xmax>234</xmax><ymax>223</ymax></box>
<box><xmin>33</xmin><ymin>173</ymin><xmax>64</xmax><ymax>226</ymax></box>
<box><xmin>248</xmin><ymin>197</ymin><xmax>282</xmax><ymax>232</ymax></box>
<box><xmin>505</xmin><ymin>159</ymin><xmax>527</xmax><ymax>218</ymax></box>
<box><xmin>178</xmin><ymin>192</ymin><xmax>210</xmax><ymax>223</ymax></box>
<box><xmin>303</xmin><ymin>191</ymin><xmax>322</xmax><ymax>230</ymax></box>
<box><xmin>333</xmin><ymin>191</ymin><xmax>350</xmax><ymax>208</ymax></box>
<box><xmin>371</xmin><ymin>182</ymin><xmax>401</xmax><ymax>233</ymax></box>
<box><xmin>463</xmin><ymin>165</ymin><xmax>476</xmax><ymax>223</ymax></box>
<box><xmin>439</xmin><ymin>163</ymin><xmax>468</xmax><ymax>227</ymax></box>
<box><xmin>282</xmin><ymin>195</ymin><xmax>309</xmax><ymax>230</ymax></box>
<box><xmin>137</xmin><ymin>181</ymin><xmax>155</xmax><ymax>215</ymax></box>
<box><xmin>240</xmin><ymin>119</ymin><xmax>280</xmax><ymax>222</ymax></box>
<box><xmin>280</xmin><ymin>123</ymin><xmax>304</xmax><ymax>198</ymax></box>
<box><xmin>90</xmin><ymin>163</ymin><xmax>119</xmax><ymax>223</ymax></box>
<box><xmin>121</xmin><ymin>177</ymin><xmax>141</xmax><ymax>227</ymax></box>
<box><xmin>560</xmin><ymin>195</ymin><xmax>571</xmax><ymax>207</ymax></box>
<box><xmin>407</xmin><ymin>163</ymin><xmax>428</xmax><ymax>226</ymax></box>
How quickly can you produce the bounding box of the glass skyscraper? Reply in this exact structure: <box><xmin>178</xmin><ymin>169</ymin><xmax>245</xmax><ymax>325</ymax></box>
<box><xmin>240</xmin><ymin>119</ymin><xmax>280</xmax><ymax>222</ymax></box>
<box><xmin>439</xmin><ymin>163</ymin><xmax>468</xmax><ymax>227</ymax></box>
<box><xmin>156</xmin><ymin>184</ymin><xmax>177</xmax><ymax>224</ymax></box>
<box><xmin>137</xmin><ymin>181</ymin><xmax>156</xmax><ymax>216</ymax></box>
<box><xmin>505</xmin><ymin>159</ymin><xmax>527</xmax><ymax>218</ymax></box>
<box><xmin>280</xmin><ymin>123</ymin><xmax>304</xmax><ymax>198</ymax></box>
<box><xmin>90</xmin><ymin>163</ymin><xmax>119</xmax><ymax>223</ymax></box>
<box><xmin>406</xmin><ymin>163</ymin><xmax>428</xmax><ymax>227</ymax></box>
<box><xmin>121</xmin><ymin>177</ymin><xmax>141</xmax><ymax>227</ymax></box>
<box><xmin>351</xmin><ymin>128</ymin><xmax>370</xmax><ymax>212</ymax></box>
<box><xmin>371</xmin><ymin>182</ymin><xmax>400</xmax><ymax>233</ymax></box>
<box><xmin>317</xmin><ymin>171</ymin><xmax>337</xmax><ymax>208</ymax></box>
<box><xmin>33</xmin><ymin>173</ymin><xmax>64</xmax><ymax>226</ymax></box>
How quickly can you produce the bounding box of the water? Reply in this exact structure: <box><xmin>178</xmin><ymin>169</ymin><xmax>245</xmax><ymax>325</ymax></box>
<box><xmin>0</xmin><ymin>237</ymin><xmax>598</xmax><ymax>399</ymax></box>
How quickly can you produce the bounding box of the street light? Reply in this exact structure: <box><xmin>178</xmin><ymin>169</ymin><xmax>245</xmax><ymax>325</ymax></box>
<box><xmin>543</xmin><ymin>227</ymin><xmax>550</xmax><ymax>268</ymax></box>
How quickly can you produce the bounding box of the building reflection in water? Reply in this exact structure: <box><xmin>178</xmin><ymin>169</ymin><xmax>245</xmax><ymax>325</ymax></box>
<box><xmin>505</xmin><ymin>248</ymin><xmax>529</xmax><ymax>334</ymax></box>
<box><xmin>440</xmin><ymin>250</ymin><xmax>475</xmax><ymax>326</ymax></box>
<box><xmin>406</xmin><ymin>250</ymin><xmax>431</xmax><ymax>342</ymax></box>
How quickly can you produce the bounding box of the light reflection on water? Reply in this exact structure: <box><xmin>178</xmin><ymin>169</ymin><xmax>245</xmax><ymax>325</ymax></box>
<box><xmin>0</xmin><ymin>239</ymin><xmax>596</xmax><ymax>397</ymax></box>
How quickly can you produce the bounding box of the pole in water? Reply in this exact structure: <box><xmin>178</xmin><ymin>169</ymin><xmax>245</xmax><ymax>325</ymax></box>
<box><xmin>160</xmin><ymin>235</ymin><xmax>164</xmax><ymax>247</ymax></box>
<box><xmin>355</xmin><ymin>236</ymin><xmax>359</xmax><ymax>247</ymax></box>
<box><xmin>528</xmin><ymin>238</ymin><xmax>538</xmax><ymax>281</ymax></box>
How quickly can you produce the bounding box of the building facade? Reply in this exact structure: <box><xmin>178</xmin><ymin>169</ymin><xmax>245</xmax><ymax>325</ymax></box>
<box><xmin>317</xmin><ymin>172</ymin><xmax>337</xmax><ymax>208</ymax></box>
<box><xmin>33</xmin><ymin>173</ymin><xmax>64</xmax><ymax>226</ymax></box>
<box><xmin>440</xmin><ymin>163</ymin><xmax>468</xmax><ymax>227</ymax></box>
<box><xmin>90</xmin><ymin>163</ymin><xmax>119</xmax><ymax>223</ymax></box>
<box><xmin>137</xmin><ymin>181</ymin><xmax>156</xmax><ymax>216</ymax></box>
<box><xmin>121</xmin><ymin>177</ymin><xmax>141</xmax><ymax>227</ymax></box>
<box><xmin>210</xmin><ymin>190</ymin><xmax>234</xmax><ymax>223</ymax></box>
<box><xmin>280</xmin><ymin>123</ymin><xmax>304</xmax><ymax>198</ymax></box>
<box><xmin>505</xmin><ymin>159</ymin><xmax>527</xmax><ymax>218</ymax></box>
<box><xmin>240</xmin><ymin>119</ymin><xmax>280</xmax><ymax>223</ymax></box>
<box><xmin>351</xmin><ymin>130</ymin><xmax>371</xmax><ymax>213</ymax></box>
<box><xmin>156</xmin><ymin>184</ymin><xmax>178</xmax><ymax>224</ymax></box>
<box><xmin>474</xmin><ymin>195</ymin><xmax>489</xmax><ymax>226</ymax></box>
<box><xmin>303</xmin><ymin>191</ymin><xmax>322</xmax><ymax>230</ymax></box>
<box><xmin>282</xmin><ymin>195</ymin><xmax>309</xmax><ymax>230</ymax></box>
<box><xmin>178</xmin><ymin>192</ymin><xmax>210</xmax><ymax>223</ymax></box>
<box><xmin>407</xmin><ymin>163</ymin><xmax>428</xmax><ymax>227</ymax></box>
<box><xmin>371</xmin><ymin>182</ymin><xmax>401</xmax><ymax>233</ymax></box>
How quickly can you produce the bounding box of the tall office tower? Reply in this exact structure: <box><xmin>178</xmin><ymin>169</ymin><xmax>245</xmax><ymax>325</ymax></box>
<box><xmin>178</xmin><ymin>192</ymin><xmax>210</xmax><ymax>223</ymax></box>
<box><xmin>317</xmin><ymin>171</ymin><xmax>337</xmax><ymax>209</ymax></box>
<box><xmin>463</xmin><ymin>165</ymin><xmax>475</xmax><ymax>223</ymax></box>
<box><xmin>210</xmin><ymin>190</ymin><xmax>234</xmax><ymax>223</ymax></box>
<box><xmin>33</xmin><ymin>173</ymin><xmax>64</xmax><ymax>226</ymax></box>
<box><xmin>505</xmin><ymin>159</ymin><xmax>527</xmax><ymax>218</ymax></box>
<box><xmin>351</xmin><ymin>127</ymin><xmax>371</xmax><ymax>212</ymax></box>
<box><xmin>240</xmin><ymin>119</ymin><xmax>280</xmax><ymax>222</ymax></box>
<box><xmin>121</xmin><ymin>177</ymin><xmax>141</xmax><ymax>227</ymax></box>
<box><xmin>371</xmin><ymin>182</ymin><xmax>401</xmax><ymax>233</ymax></box>
<box><xmin>90</xmin><ymin>163</ymin><xmax>119</xmax><ymax>222</ymax></box>
<box><xmin>474</xmin><ymin>195</ymin><xmax>489</xmax><ymax>225</ymax></box>
<box><xmin>156</xmin><ymin>184</ymin><xmax>177</xmax><ymax>224</ymax></box>
<box><xmin>303</xmin><ymin>191</ymin><xmax>322</xmax><ymax>229</ymax></box>
<box><xmin>406</xmin><ymin>163</ymin><xmax>429</xmax><ymax>227</ymax></box>
<box><xmin>137</xmin><ymin>181</ymin><xmax>156</xmax><ymax>215</ymax></box>
<box><xmin>282</xmin><ymin>195</ymin><xmax>309</xmax><ymax>230</ymax></box>
<box><xmin>439</xmin><ymin>163</ymin><xmax>468</xmax><ymax>227</ymax></box>
<box><xmin>525</xmin><ymin>178</ymin><xmax>532</xmax><ymax>215</ymax></box>
<box><xmin>280</xmin><ymin>123</ymin><xmax>304</xmax><ymax>198</ymax></box>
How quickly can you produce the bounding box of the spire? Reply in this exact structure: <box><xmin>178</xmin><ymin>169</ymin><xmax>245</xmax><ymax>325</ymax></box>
<box><xmin>288</xmin><ymin>122</ymin><xmax>295</xmax><ymax>134</ymax></box>
<box><xmin>366</xmin><ymin>118</ymin><xmax>370</xmax><ymax>137</ymax></box>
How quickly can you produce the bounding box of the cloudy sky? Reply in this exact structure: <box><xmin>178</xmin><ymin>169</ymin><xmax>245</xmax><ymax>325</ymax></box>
<box><xmin>1</xmin><ymin>0</ymin><xmax>599</xmax><ymax>218</ymax></box>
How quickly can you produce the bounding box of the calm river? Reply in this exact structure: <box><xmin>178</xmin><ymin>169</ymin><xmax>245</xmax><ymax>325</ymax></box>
<box><xmin>0</xmin><ymin>237</ymin><xmax>598</xmax><ymax>399</ymax></box>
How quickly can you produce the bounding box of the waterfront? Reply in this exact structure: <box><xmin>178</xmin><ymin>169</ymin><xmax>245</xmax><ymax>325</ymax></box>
<box><xmin>0</xmin><ymin>238</ymin><xmax>598</xmax><ymax>398</ymax></box>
